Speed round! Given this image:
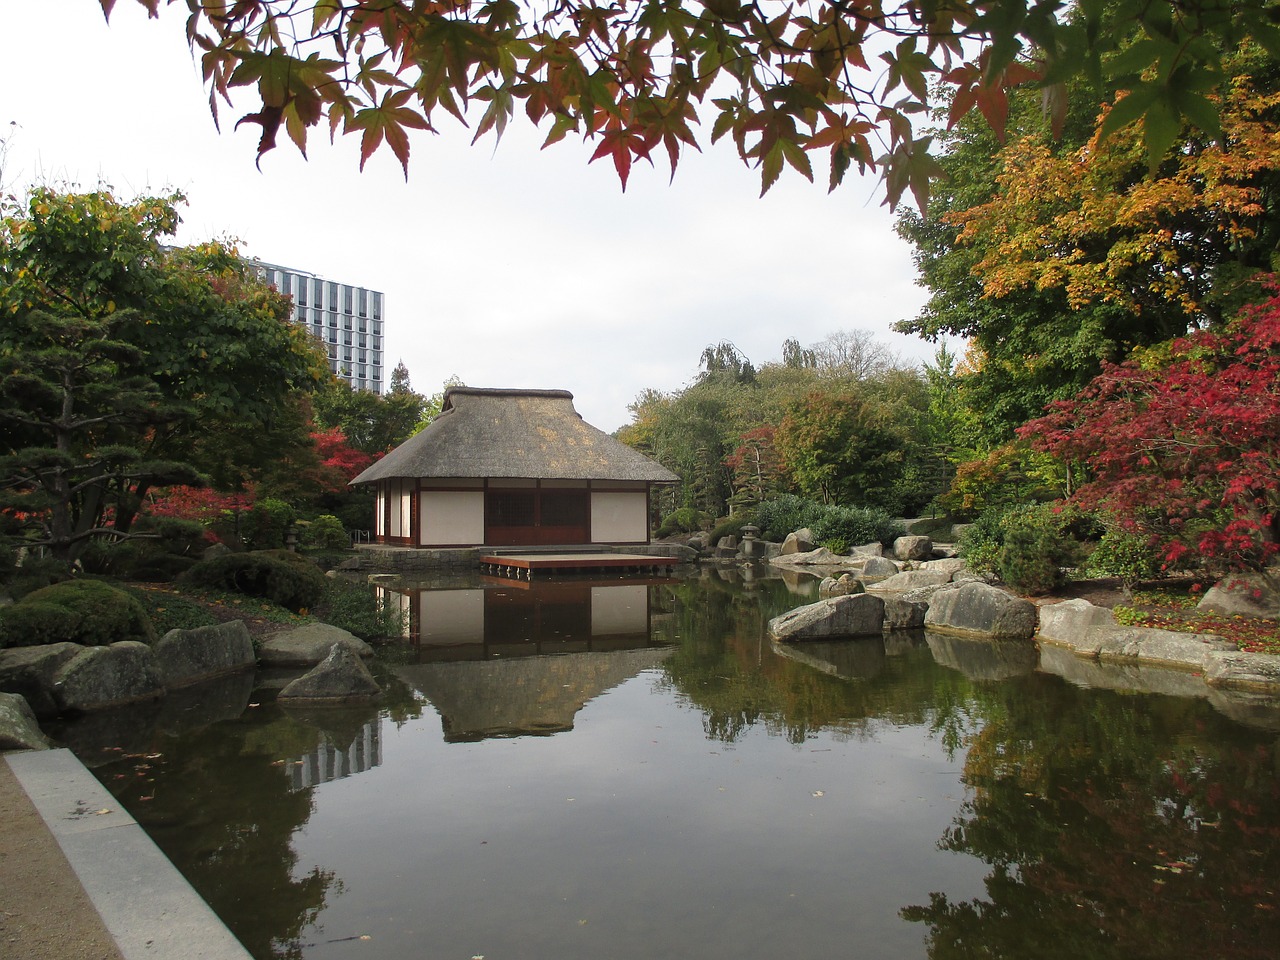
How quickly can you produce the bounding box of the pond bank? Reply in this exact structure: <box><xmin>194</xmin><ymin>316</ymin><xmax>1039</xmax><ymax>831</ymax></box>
<box><xmin>0</xmin><ymin>748</ymin><xmax>251</xmax><ymax>960</ymax></box>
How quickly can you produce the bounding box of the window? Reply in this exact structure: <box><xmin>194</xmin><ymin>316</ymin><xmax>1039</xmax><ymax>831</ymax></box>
<box><xmin>343</xmin><ymin>286</ymin><xmax>353</xmax><ymax>314</ymax></box>
<box><xmin>541</xmin><ymin>492</ymin><xmax>588</xmax><ymax>526</ymax></box>
<box><xmin>488</xmin><ymin>492</ymin><xmax>535</xmax><ymax>527</ymax></box>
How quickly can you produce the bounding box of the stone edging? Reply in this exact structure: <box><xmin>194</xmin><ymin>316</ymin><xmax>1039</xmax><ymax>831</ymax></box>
<box><xmin>4</xmin><ymin>748</ymin><xmax>252</xmax><ymax>960</ymax></box>
<box><xmin>1036</xmin><ymin>598</ymin><xmax>1280</xmax><ymax>692</ymax></box>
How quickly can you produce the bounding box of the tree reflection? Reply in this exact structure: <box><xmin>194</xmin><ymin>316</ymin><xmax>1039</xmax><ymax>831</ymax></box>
<box><xmin>655</xmin><ymin>577</ymin><xmax>985</xmax><ymax>747</ymax></box>
<box><xmin>903</xmin><ymin>679</ymin><xmax>1280</xmax><ymax>960</ymax></box>
<box><xmin>98</xmin><ymin>706</ymin><xmax>341</xmax><ymax>960</ymax></box>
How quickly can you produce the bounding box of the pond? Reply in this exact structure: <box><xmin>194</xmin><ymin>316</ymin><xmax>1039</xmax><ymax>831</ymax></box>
<box><xmin>53</xmin><ymin>569</ymin><xmax>1280</xmax><ymax>960</ymax></box>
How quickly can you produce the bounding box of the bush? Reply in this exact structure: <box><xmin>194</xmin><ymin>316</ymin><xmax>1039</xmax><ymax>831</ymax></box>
<box><xmin>1086</xmin><ymin>523</ymin><xmax>1165</xmax><ymax>597</ymax></box>
<box><xmin>0</xmin><ymin>579</ymin><xmax>156</xmax><ymax>648</ymax></box>
<box><xmin>122</xmin><ymin>586</ymin><xmax>220</xmax><ymax>634</ymax></box>
<box><xmin>80</xmin><ymin>518</ymin><xmax>208</xmax><ymax>582</ymax></box>
<box><xmin>960</xmin><ymin>502</ymin><xmax>1081</xmax><ymax>594</ymax></box>
<box><xmin>706</xmin><ymin>513</ymin><xmax>758</xmax><ymax>544</ymax></box>
<box><xmin>180</xmin><ymin>551</ymin><xmax>326</xmax><ymax>613</ymax></box>
<box><xmin>302</xmin><ymin>515</ymin><xmax>350</xmax><ymax>551</ymax></box>
<box><xmin>241</xmin><ymin>498</ymin><xmax>297</xmax><ymax>550</ymax></box>
<box><xmin>754</xmin><ymin>495</ymin><xmax>826</xmax><ymax>542</ymax></box>
<box><xmin>0</xmin><ymin>554</ymin><xmax>70</xmax><ymax>600</ymax></box>
<box><xmin>314</xmin><ymin>578</ymin><xmax>406</xmax><ymax>640</ymax></box>
<box><xmin>812</xmin><ymin>505</ymin><xmax>904</xmax><ymax>552</ymax></box>
<box><xmin>657</xmin><ymin>507</ymin><xmax>711</xmax><ymax>538</ymax></box>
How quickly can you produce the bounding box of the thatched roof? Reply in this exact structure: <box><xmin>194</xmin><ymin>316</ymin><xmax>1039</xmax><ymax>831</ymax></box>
<box><xmin>351</xmin><ymin>387</ymin><xmax>678</xmax><ymax>484</ymax></box>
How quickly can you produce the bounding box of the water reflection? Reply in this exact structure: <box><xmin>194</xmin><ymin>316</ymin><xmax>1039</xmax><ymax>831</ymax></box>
<box><xmin>61</xmin><ymin>572</ymin><xmax>1280</xmax><ymax>960</ymax></box>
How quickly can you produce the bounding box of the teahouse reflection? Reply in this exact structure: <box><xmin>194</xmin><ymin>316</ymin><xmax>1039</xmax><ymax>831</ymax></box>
<box><xmin>380</xmin><ymin>578</ymin><xmax>675</xmax><ymax>741</ymax></box>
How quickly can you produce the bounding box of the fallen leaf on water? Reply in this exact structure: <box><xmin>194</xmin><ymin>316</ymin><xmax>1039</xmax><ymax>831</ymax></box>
<box><xmin>94</xmin><ymin>808</ymin><xmax>112</xmax><ymax>815</ymax></box>
<box><xmin>812</xmin><ymin>790</ymin><xmax>824</xmax><ymax>798</ymax></box>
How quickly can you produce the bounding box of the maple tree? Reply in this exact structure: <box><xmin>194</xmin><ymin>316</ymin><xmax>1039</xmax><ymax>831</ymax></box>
<box><xmin>0</xmin><ymin>189</ymin><xmax>328</xmax><ymax>565</ymax></box>
<box><xmin>1021</xmin><ymin>290</ymin><xmax>1280</xmax><ymax>576</ymax></box>
<box><xmin>104</xmin><ymin>0</ymin><xmax>1280</xmax><ymax>209</ymax></box>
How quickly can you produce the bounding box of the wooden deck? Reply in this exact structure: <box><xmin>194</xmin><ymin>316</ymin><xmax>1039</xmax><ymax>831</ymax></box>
<box><xmin>480</xmin><ymin>552</ymin><xmax>682</xmax><ymax>580</ymax></box>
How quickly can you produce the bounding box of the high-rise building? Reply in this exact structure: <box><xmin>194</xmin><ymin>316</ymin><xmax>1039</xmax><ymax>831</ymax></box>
<box><xmin>248</xmin><ymin>260</ymin><xmax>385</xmax><ymax>394</ymax></box>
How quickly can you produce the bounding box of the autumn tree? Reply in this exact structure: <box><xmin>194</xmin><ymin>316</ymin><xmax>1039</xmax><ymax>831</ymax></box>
<box><xmin>103</xmin><ymin>0</ymin><xmax>1280</xmax><ymax>208</ymax></box>
<box><xmin>0</xmin><ymin>189</ymin><xmax>328</xmax><ymax>565</ymax></box>
<box><xmin>1022</xmin><ymin>291</ymin><xmax>1280</xmax><ymax>576</ymax></box>
<box><xmin>312</xmin><ymin>361</ymin><xmax>427</xmax><ymax>457</ymax></box>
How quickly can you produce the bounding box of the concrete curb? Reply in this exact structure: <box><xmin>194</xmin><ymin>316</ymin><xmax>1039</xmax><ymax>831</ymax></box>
<box><xmin>4</xmin><ymin>749</ymin><xmax>252</xmax><ymax>960</ymax></box>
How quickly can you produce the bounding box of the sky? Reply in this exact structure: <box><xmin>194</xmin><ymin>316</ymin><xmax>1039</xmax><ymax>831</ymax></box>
<box><xmin>0</xmin><ymin>1</ymin><xmax>938</xmax><ymax>432</ymax></box>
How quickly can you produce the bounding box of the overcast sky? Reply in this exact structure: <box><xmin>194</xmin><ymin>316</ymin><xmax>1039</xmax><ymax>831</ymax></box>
<box><xmin>1</xmin><ymin>1</ymin><xmax>937</xmax><ymax>432</ymax></box>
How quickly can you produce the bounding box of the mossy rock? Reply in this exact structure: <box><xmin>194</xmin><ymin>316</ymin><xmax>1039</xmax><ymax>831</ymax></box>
<box><xmin>0</xmin><ymin>579</ymin><xmax>156</xmax><ymax>648</ymax></box>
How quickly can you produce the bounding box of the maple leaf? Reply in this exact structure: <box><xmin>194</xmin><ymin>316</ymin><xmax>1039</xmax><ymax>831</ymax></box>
<box><xmin>347</xmin><ymin>89</ymin><xmax>432</xmax><ymax>176</ymax></box>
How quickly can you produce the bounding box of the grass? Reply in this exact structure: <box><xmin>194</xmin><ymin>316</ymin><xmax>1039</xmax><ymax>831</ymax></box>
<box><xmin>127</xmin><ymin>582</ymin><xmax>306</xmax><ymax>637</ymax></box>
<box><xmin>1113</xmin><ymin>587</ymin><xmax>1280</xmax><ymax>656</ymax></box>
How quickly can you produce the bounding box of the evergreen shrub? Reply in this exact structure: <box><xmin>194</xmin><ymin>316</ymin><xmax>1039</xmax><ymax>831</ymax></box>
<box><xmin>241</xmin><ymin>498</ymin><xmax>297</xmax><ymax>550</ymax></box>
<box><xmin>302</xmin><ymin>515</ymin><xmax>350</xmax><ymax>551</ymax></box>
<box><xmin>812</xmin><ymin>505</ymin><xmax>904</xmax><ymax>552</ymax></box>
<box><xmin>755</xmin><ymin>495</ymin><xmax>826</xmax><ymax>542</ymax></box>
<box><xmin>0</xmin><ymin>579</ymin><xmax>156</xmax><ymax>648</ymax></box>
<box><xmin>657</xmin><ymin>507</ymin><xmax>710</xmax><ymax>538</ymax></box>
<box><xmin>180</xmin><ymin>551</ymin><xmax>326</xmax><ymax>613</ymax></box>
<box><xmin>960</xmin><ymin>502</ymin><xmax>1082</xmax><ymax>594</ymax></box>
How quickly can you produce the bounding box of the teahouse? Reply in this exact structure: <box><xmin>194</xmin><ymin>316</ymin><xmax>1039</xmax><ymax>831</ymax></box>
<box><xmin>350</xmin><ymin>387</ymin><xmax>679</xmax><ymax>548</ymax></box>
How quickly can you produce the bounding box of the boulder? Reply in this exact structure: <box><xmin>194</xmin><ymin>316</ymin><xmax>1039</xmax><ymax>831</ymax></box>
<box><xmin>919</xmin><ymin>557</ymin><xmax>969</xmax><ymax>578</ymax></box>
<box><xmin>769</xmin><ymin>547</ymin><xmax>849</xmax><ymax>567</ymax></box>
<box><xmin>882</xmin><ymin>597</ymin><xmax>927</xmax><ymax>630</ymax></box>
<box><xmin>687</xmin><ymin>532</ymin><xmax>711</xmax><ymax>552</ymax></box>
<box><xmin>278</xmin><ymin>643</ymin><xmax>382</xmax><ymax>704</ymax></box>
<box><xmin>1036</xmin><ymin>599</ymin><xmax>1116</xmax><ymax>646</ymax></box>
<box><xmin>0</xmin><ymin>691</ymin><xmax>50</xmax><ymax>750</ymax></box>
<box><xmin>1198</xmin><ymin>574</ymin><xmax>1280</xmax><ymax>619</ymax></box>
<box><xmin>258</xmin><ymin>623</ymin><xmax>374</xmax><ymax>667</ymax></box>
<box><xmin>850</xmin><ymin>542</ymin><xmax>884</xmax><ymax>558</ymax></box>
<box><xmin>867</xmin><ymin>569</ymin><xmax>952</xmax><ymax>592</ymax></box>
<box><xmin>52</xmin><ymin>641</ymin><xmax>163</xmax><ymax>712</ymax></box>
<box><xmin>893</xmin><ymin>535</ymin><xmax>933</xmax><ymax>561</ymax></box>
<box><xmin>152</xmin><ymin>620</ymin><xmax>256</xmax><ymax>689</ymax></box>
<box><xmin>817</xmin><ymin>574</ymin><xmax>865</xmax><ymax>598</ymax></box>
<box><xmin>1093</xmin><ymin>627</ymin><xmax>1234</xmax><ymax>670</ymax></box>
<box><xmin>924</xmin><ymin>582</ymin><xmax>1038</xmax><ymax>639</ymax></box>
<box><xmin>781</xmin><ymin>530</ymin><xmax>816</xmax><ymax>555</ymax></box>
<box><xmin>861</xmin><ymin>556</ymin><xmax>900</xmax><ymax>578</ymax></box>
<box><xmin>768</xmin><ymin>594</ymin><xmax>886</xmax><ymax>641</ymax></box>
<box><xmin>0</xmin><ymin>642</ymin><xmax>83</xmax><ymax>719</ymax></box>
<box><xmin>1203</xmin><ymin>651</ymin><xmax>1280</xmax><ymax>692</ymax></box>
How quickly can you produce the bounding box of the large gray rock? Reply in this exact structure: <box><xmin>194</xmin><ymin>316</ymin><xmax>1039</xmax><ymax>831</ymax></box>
<box><xmin>882</xmin><ymin>597</ymin><xmax>927</xmax><ymax>630</ymax></box>
<box><xmin>769</xmin><ymin>594</ymin><xmax>886</xmax><ymax>641</ymax></box>
<box><xmin>819</xmin><ymin>575</ymin><xmax>865</xmax><ymax>598</ymax></box>
<box><xmin>868</xmin><ymin>569</ymin><xmax>952</xmax><ymax>592</ymax></box>
<box><xmin>1093</xmin><ymin>627</ymin><xmax>1234</xmax><ymax>670</ymax></box>
<box><xmin>850</xmin><ymin>542</ymin><xmax>884</xmax><ymax>558</ymax></box>
<box><xmin>1203</xmin><ymin>651</ymin><xmax>1280</xmax><ymax>692</ymax></box>
<box><xmin>0</xmin><ymin>642</ymin><xmax>83</xmax><ymax>719</ymax></box>
<box><xmin>1036</xmin><ymin>599</ymin><xmax>1116</xmax><ymax>645</ymax></box>
<box><xmin>1198</xmin><ymin>574</ymin><xmax>1280</xmax><ymax>619</ymax></box>
<box><xmin>0</xmin><ymin>691</ymin><xmax>50</xmax><ymax>750</ymax></box>
<box><xmin>861</xmin><ymin>556</ymin><xmax>900</xmax><ymax>578</ymax></box>
<box><xmin>153</xmin><ymin>621</ymin><xmax>256</xmax><ymax>689</ymax></box>
<box><xmin>919</xmin><ymin>557</ymin><xmax>969</xmax><ymax>578</ymax></box>
<box><xmin>52</xmin><ymin>641</ymin><xmax>163</xmax><ymax>712</ymax></box>
<box><xmin>924</xmin><ymin>582</ymin><xmax>1038</xmax><ymax>639</ymax></box>
<box><xmin>770</xmin><ymin>546</ymin><xmax>848</xmax><ymax>567</ymax></box>
<box><xmin>780</xmin><ymin>530</ymin><xmax>816</xmax><ymax>555</ymax></box>
<box><xmin>893</xmin><ymin>535</ymin><xmax>933</xmax><ymax>561</ymax></box>
<box><xmin>258</xmin><ymin>623</ymin><xmax>374</xmax><ymax>667</ymax></box>
<box><xmin>278</xmin><ymin>643</ymin><xmax>382</xmax><ymax>703</ymax></box>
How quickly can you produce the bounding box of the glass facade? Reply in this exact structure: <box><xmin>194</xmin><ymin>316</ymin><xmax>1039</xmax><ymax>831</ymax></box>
<box><xmin>247</xmin><ymin>259</ymin><xmax>386</xmax><ymax>394</ymax></box>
